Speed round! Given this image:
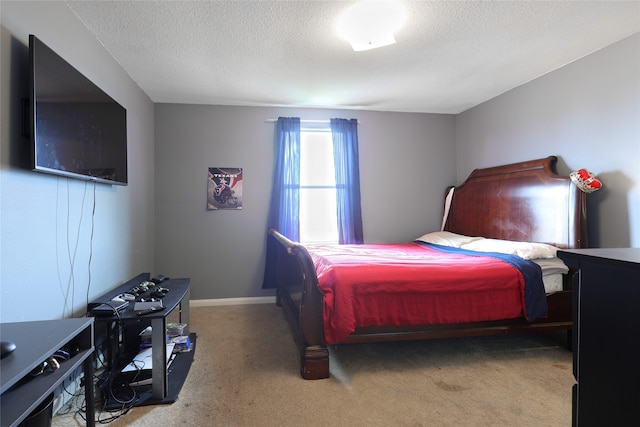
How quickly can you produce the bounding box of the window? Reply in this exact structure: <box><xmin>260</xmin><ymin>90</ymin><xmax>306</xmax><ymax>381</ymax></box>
<box><xmin>265</xmin><ymin>116</ymin><xmax>362</xmax><ymax>247</ymax></box>
<box><xmin>299</xmin><ymin>128</ymin><xmax>338</xmax><ymax>243</ymax></box>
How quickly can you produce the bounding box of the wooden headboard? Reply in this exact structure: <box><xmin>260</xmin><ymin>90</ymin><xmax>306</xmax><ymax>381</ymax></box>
<box><xmin>443</xmin><ymin>156</ymin><xmax>588</xmax><ymax>249</ymax></box>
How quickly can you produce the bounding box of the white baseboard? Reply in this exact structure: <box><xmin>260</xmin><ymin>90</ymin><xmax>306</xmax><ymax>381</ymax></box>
<box><xmin>190</xmin><ymin>296</ymin><xmax>276</xmax><ymax>307</ymax></box>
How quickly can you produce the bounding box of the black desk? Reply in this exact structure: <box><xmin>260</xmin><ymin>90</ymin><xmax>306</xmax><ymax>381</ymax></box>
<box><xmin>90</xmin><ymin>277</ymin><xmax>190</xmax><ymax>401</ymax></box>
<box><xmin>558</xmin><ymin>248</ymin><xmax>640</xmax><ymax>427</ymax></box>
<box><xmin>0</xmin><ymin>318</ymin><xmax>95</xmax><ymax>427</ymax></box>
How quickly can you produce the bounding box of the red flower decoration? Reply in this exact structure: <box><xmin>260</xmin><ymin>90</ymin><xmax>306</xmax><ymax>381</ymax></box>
<box><xmin>570</xmin><ymin>169</ymin><xmax>603</xmax><ymax>193</ymax></box>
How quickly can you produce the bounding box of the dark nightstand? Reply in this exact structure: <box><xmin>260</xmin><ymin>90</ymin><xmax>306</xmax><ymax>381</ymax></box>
<box><xmin>558</xmin><ymin>248</ymin><xmax>640</xmax><ymax>427</ymax></box>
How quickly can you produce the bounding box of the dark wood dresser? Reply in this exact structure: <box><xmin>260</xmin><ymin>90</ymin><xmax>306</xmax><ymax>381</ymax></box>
<box><xmin>557</xmin><ymin>248</ymin><xmax>640</xmax><ymax>427</ymax></box>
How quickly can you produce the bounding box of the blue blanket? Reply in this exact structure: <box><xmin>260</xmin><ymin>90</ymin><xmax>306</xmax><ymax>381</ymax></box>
<box><xmin>417</xmin><ymin>242</ymin><xmax>548</xmax><ymax>321</ymax></box>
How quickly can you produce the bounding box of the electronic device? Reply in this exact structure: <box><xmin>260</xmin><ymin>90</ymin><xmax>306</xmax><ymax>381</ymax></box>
<box><xmin>120</xmin><ymin>343</ymin><xmax>175</xmax><ymax>386</ymax></box>
<box><xmin>150</xmin><ymin>287</ymin><xmax>169</xmax><ymax>298</ymax></box>
<box><xmin>151</xmin><ymin>275</ymin><xmax>168</xmax><ymax>284</ymax></box>
<box><xmin>1</xmin><ymin>340</ymin><xmax>16</xmax><ymax>358</ymax></box>
<box><xmin>136</xmin><ymin>306</ymin><xmax>166</xmax><ymax>316</ymax></box>
<box><xmin>122</xmin><ymin>293</ymin><xmax>136</xmax><ymax>301</ymax></box>
<box><xmin>28</xmin><ymin>34</ymin><xmax>128</xmax><ymax>185</ymax></box>
<box><xmin>133</xmin><ymin>301</ymin><xmax>163</xmax><ymax>311</ymax></box>
<box><xmin>90</xmin><ymin>300</ymin><xmax>129</xmax><ymax>316</ymax></box>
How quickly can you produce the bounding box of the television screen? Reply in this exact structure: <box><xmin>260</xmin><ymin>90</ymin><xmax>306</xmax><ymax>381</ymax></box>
<box><xmin>29</xmin><ymin>35</ymin><xmax>128</xmax><ymax>185</ymax></box>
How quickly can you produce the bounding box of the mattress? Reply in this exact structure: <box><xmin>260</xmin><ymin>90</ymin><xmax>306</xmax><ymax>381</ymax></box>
<box><xmin>308</xmin><ymin>242</ymin><xmax>548</xmax><ymax>344</ymax></box>
<box><xmin>542</xmin><ymin>274</ymin><xmax>563</xmax><ymax>294</ymax></box>
<box><xmin>534</xmin><ymin>257</ymin><xmax>569</xmax><ymax>294</ymax></box>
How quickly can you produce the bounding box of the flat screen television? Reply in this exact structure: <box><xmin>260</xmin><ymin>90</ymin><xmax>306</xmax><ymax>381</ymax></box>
<box><xmin>29</xmin><ymin>34</ymin><xmax>128</xmax><ymax>185</ymax></box>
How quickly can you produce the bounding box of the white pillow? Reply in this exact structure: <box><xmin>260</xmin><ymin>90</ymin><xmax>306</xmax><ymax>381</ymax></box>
<box><xmin>461</xmin><ymin>238</ymin><xmax>559</xmax><ymax>260</ymax></box>
<box><xmin>416</xmin><ymin>231</ymin><xmax>484</xmax><ymax>248</ymax></box>
<box><xmin>514</xmin><ymin>242</ymin><xmax>559</xmax><ymax>259</ymax></box>
<box><xmin>461</xmin><ymin>238</ymin><xmax>517</xmax><ymax>255</ymax></box>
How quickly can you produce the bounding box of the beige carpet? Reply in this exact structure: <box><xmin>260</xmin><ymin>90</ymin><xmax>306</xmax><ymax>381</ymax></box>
<box><xmin>53</xmin><ymin>304</ymin><xmax>574</xmax><ymax>427</ymax></box>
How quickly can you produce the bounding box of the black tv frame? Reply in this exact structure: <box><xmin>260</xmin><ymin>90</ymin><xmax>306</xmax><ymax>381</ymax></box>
<box><xmin>28</xmin><ymin>34</ymin><xmax>128</xmax><ymax>186</ymax></box>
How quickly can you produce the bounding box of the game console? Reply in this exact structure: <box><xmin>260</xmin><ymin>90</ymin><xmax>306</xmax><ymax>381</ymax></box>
<box><xmin>91</xmin><ymin>300</ymin><xmax>129</xmax><ymax>316</ymax></box>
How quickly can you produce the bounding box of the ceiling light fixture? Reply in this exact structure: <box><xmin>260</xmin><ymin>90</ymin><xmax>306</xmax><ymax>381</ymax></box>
<box><xmin>337</xmin><ymin>0</ymin><xmax>407</xmax><ymax>52</ymax></box>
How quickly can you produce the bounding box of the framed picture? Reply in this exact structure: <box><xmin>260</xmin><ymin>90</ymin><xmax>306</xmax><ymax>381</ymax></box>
<box><xmin>207</xmin><ymin>167</ymin><xmax>243</xmax><ymax>210</ymax></box>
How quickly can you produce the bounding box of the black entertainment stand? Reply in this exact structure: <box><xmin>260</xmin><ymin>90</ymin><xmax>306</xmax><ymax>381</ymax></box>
<box><xmin>88</xmin><ymin>273</ymin><xmax>192</xmax><ymax>405</ymax></box>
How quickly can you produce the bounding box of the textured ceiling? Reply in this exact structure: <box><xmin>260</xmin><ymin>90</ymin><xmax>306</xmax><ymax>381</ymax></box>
<box><xmin>66</xmin><ymin>1</ymin><xmax>640</xmax><ymax>114</ymax></box>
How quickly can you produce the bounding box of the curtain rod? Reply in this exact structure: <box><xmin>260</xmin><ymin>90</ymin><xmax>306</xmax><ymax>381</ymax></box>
<box><xmin>264</xmin><ymin>119</ymin><xmax>361</xmax><ymax>123</ymax></box>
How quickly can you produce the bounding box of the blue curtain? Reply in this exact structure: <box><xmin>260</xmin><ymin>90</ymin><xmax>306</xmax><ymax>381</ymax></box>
<box><xmin>263</xmin><ymin>117</ymin><xmax>300</xmax><ymax>289</ymax></box>
<box><xmin>267</xmin><ymin>117</ymin><xmax>301</xmax><ymax>241</ymax></box>
<box><xmin>331</xmin><ymin>118</ymin><xmax>364</xmax><ymax>244</ymax></box>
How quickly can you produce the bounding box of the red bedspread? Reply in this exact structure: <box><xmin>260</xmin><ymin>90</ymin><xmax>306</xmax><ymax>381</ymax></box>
<box><xmin>307</xmin><ymin>242</ymin><xmax>529</xmax><ymax>345</ymax></box>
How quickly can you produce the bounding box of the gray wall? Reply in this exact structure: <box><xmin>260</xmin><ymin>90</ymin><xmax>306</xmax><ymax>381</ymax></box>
<box><xmin>0</xmin><ymin>2</ymin><xmax>156</xmax><ymax>322</ymax></box>
<box><xmin>154</xmin><ymin>105</ymin><xmax>456</xmax><ymax>300</ymax></box>
<box><xmin>456</xmin><ymin>34</ymin><xmax>640</xmax><ymax>248</ymax></box>
<box><xmin>1</xmin><ymin>2</ymin><xmax>637</xmax><ymax>309</ymax></box>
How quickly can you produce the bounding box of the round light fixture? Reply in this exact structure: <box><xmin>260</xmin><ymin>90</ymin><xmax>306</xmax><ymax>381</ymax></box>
<box><xmin>337</xmin><ymin>0</ymin><xmax>407</xmax><ymax>52</ymax></box>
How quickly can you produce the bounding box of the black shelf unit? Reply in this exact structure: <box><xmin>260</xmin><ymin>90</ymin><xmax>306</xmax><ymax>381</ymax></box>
<box><xmin>0</xmin><ymin>318</ymin><xmax>95</xmax><ymax>427</ymax></box>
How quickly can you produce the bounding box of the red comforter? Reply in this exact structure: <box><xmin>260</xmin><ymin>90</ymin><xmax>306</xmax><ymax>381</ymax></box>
<box><xmin>308</xmin><ymin>242</ymin><xmax>534</xmax><ymax>345</ymax></box>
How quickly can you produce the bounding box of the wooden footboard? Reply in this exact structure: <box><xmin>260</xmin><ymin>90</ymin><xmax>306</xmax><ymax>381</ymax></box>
<box><xmin>269</xmin><ymin>229</ymin><xmax>329</xmax><ymax>379</ymax></box>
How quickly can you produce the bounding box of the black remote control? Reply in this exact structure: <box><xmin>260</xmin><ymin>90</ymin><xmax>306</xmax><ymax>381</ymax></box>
<box><xmin>136</xmin><ymin>306</ymin><xmax>165</xmax><ymax>316</ymax></box>
<box><xmin>151</xmin><ymin>274</ymin><xmax>168</xmax><ymax>284</ymax></box>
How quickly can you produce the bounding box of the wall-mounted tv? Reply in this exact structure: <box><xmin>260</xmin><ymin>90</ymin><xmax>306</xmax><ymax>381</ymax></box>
<box><xmin>29</xmin><ymin>34</ymin><xmax>128</xmax><ymax>185</ymax></box>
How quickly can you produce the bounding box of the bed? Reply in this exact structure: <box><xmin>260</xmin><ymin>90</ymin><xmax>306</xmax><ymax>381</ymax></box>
<box><xmin>265</xmin><ymin>156</ymin><xmax>588</xmax><ymax>379</ymax></box>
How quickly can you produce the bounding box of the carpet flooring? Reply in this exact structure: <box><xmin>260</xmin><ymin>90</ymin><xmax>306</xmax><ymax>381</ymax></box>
<box><xmin>53</xmin><ymin>303</ymin><xmax>574</xmax><ymax>426</ymax></box>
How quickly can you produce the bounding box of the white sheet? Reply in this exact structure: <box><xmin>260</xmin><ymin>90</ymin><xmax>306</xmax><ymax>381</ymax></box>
<box><xmin>533</xmin><ymin>257</ymin><xmax>569</xmax><ymax>294</ymax></box>
<box><xmin>542</xmin><ymin>273</ymin><xmax>563</xmax><ymax>294</ymax></box>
